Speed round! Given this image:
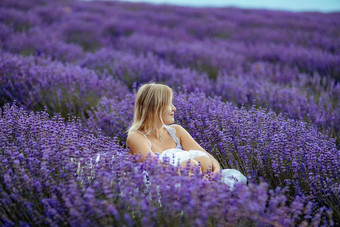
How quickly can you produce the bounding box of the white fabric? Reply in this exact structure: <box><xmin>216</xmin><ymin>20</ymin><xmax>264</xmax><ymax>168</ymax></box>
<box><xmin>141</xmin><ymin>167</ymin><xmax>247</xmax><ymax>191</ymax></box>
<box><xmin>220</xmin><ymin>169</ymin><xmax>247</xmax><ymax>190</ymax></box>
<box><xmin>134</xmin><ymin>126</ymin><xmax>247</xmax><ymax>190</ymax></box>
<box><xmin>158</xmin><ymin>148</ymin><xmax>209</xmax><ymax>167</ymax></box>
<box><xmin>157</xmin><ymin>148</ymin><xmax>247</xmax><ymax>190</ymax></box>
<box><xmin>147</xmin><ymin>149</ymin><xmax>247</xmax><ymax>191</ymax></box>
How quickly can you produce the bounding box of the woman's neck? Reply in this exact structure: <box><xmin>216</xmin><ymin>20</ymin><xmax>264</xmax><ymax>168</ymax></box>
<box><xmin>149</xmin><ymin>122</ymin><xmax>166</xmax><ymax>141</ymax></box>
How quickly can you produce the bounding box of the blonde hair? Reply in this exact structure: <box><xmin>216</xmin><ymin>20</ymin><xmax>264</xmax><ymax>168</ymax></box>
<box><xmin>127</xmin><ymin>83</ymin><xmax>173</xmax><ymax>135</ymax></box>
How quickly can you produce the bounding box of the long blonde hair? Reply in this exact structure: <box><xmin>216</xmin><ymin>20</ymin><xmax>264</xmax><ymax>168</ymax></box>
<box><xmin>127</xmin><ymin>83</ymin><xmax>173</xmax><ymax>135</ymax></box>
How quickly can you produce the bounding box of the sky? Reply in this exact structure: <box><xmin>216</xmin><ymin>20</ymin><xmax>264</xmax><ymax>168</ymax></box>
<box><xmin>116</xmin><ymin>0</ymin><xmax>340</xmax><ymax>12</ymax></box>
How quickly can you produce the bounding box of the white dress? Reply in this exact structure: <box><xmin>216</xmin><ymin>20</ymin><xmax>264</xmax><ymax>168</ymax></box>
<box><xmin>158</xmin><ymin>148</ymin><xmax>209</xmax><ymax>167</ymax></box>
<box><xmin>137</xmin><ymin>126</ymin><xmax>247</xmax><ymax>190</ymax></box>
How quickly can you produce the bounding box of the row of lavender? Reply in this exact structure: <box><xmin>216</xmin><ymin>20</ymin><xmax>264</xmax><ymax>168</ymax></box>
<box><xmin>4</xmin><ymin>48</ymin><xmax>337</xmax><ymax>140</ymax></box>
<box><xmin>1</xmin><ymin>49</ymin><xmax>339</xmax><ymax>224</ymax></box>
<box><xmin>87</xmin><ymin>91</ymin><xmax>340</xmax><ymax>224</ymax></box>
<box><xmin>1</xmin><ymin>0</ymin><xmax>340</xmax><ymax>225</ymax></box>
<box><xmin>2</xmin><ymin>0</ymin><xmax>340</xmax><ymax>77</ymax></box>
<box><xmin>1</xmin><ymin>101</ymin><xmax>336</xmax><ymax>226</ymax></box>
<box><xmin>2</xmin><ymin>0</ymin><xmax>340</xmax><ymax>55</ymax></box>
<box><xmin>1</xmin><ymin>0</ymin><xmax>339</xmax><ymax>144</ymax></box>
<box><xmin>80</xmin><ymin>47</ymin><xmax>340</xmax><ymax>140</ymax></box>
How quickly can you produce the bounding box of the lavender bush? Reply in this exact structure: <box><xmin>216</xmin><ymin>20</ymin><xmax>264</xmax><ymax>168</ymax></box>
<box><xmin>87</xmin><ymin>91</ymin><xmax>339</xmax><ymax>224</ymax></box>
<box><xmin>0</xmin><ymin>7</ymin><xmax>41</xmax><ymax>32</ymax></box>
<box><xmin>80</xmin><ymin>48</ymin><xmax>213</xmax><ymax>93</ymax></box>
<box><xmin>1</xmin><ymin>0</ymin><xmax>339</xmax><ymax>142</ymax></box>
<box><xmin>115</xmin><ymin>34</ymin><xmax>340</xmax><ymax>142</ymax></box>
<box><xmin>1</xmin><ymin>0</ymin><xmax>340</xmax><ymax>224</ymax></box>
<box><xmin>172</xmin><ymin>92</ymin><xmax>339</xmax><ymax>221</ymax></box>
<box><xmin>59</xmin><ymin>16</ymin><xmax>105</xmax><ymax>52</ymax></box>
<box><xmin>5</xmin><ymin>28</ymin><xmax>84</xmax><ymax>62</ymax></box>
<box><xmin>215</xmin><ymin>72</ymin><xmax>340</xmax><ymax>135</ymax></box>
<box><xmin>81</xmin><ymin>38</ymin><xmax>340</xmax><ymax>142</ymax></box>
<box><xmin>115</xmin><ymin>33</ymin><xmax>245</xmax><ymax>79</ymax></box>
<box><xmin>0</xmin><ymin>51</ymin><xmax>128</xmax><ymax>118</ymax></box>
<box><xmin>1</xmin><ymin>104</ymin><xmax>328</xmax><ymax>226</ymax></box>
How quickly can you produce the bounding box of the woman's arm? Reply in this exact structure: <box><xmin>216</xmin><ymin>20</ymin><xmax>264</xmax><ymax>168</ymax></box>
<box><xmin>126</xmin><ymin>132</ymin><xmax>174</xmax><ymax>170</ymax></box>
<box><xmin>170</xmin><ymin>124</ymin><xmax>221</xmax><ymax>173</ymax></box>
<box><xmin>126</xmin><ymin>132</ymin><xmax>157</xmax><ymax>162</ymax></box>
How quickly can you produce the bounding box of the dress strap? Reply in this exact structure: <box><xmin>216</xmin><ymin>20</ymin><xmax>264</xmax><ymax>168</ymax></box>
<box><xmin>136</xmin><ymin>130</ymin><xmax>152</xmax><ymax>150</ymax></box>
<box><xmin>164</xmin><ymin>125</ymin><xmax>182</xmax><ymax>149</ymax></box>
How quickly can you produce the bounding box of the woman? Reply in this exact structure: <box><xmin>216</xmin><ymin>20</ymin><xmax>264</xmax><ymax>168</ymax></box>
<box><xmin>126</xmin><ymin>83</ymin><xmax>246</xmax><ymax>187</ymax></box>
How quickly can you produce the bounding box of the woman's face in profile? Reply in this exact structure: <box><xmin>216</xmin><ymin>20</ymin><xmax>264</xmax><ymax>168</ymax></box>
<box><xmin>162</xmin><ymin>101</ymin><xmax>176</xmax><ymax>125</ymax></box>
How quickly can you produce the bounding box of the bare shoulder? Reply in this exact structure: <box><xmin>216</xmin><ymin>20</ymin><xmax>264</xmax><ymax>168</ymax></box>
<box><xmin>168</xmin><ymin>124</ymin><xmax>182</xmax><ymax>131</ymax></box>
<box><xmin>169</xmin><ymin>124</ymin><xmax>205</xmax><ymax>152</ymax></box>
<box><xmin>126</xmin><ymin>131</ymin><xmax>146</xmax><ymax>145</ymax></box>
<box><xmin>126</xmin><ymin>131</ymin><xmax>143</xmax><ymax>141</ymax></box>
<box><xmin>126</xmin><ymin>131</ymin><xmax>156</xmax><ymax>162</ymax></box>
<box><xmin>126</xmin><ymin>131</ymin><xmax>150</xmax><ymax>154</ymax></box>
<box><xmin>167</xmin><ymin>124</ymin><xmax>186</xmax><ymax>136</ymax></box>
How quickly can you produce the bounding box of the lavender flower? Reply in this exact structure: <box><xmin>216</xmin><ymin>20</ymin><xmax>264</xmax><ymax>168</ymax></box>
<box><xmin>0</xmin><ymin>51</ymin><xmax>128</xmax><ymax>118</ymax></box>
<box><xmin>0</xmin><ymin>103</ymin><xmax>330</xmax><ymax>226</ymax></box>
<box><xmin>87</xmin><ymin>91</ymin><xmax>339</xmax><ymax>224</ymax></box>
<box><xmin>1</xmin><ymin>0</ymin><xmax>340</xmax><ymax>224</ymax></box>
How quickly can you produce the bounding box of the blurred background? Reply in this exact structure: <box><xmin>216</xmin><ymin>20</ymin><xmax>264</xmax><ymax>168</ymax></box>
<box><xmin>115</xmin><ymin>0</ymin><xmax>340</xmax><ymax>12</ymax></box>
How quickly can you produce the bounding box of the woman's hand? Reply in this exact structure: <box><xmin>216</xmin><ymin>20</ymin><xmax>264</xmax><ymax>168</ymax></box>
<box><xmin>211</xmin><ymin>158</ymin><xmax>221</xmax><ymax>175</ymax></box>
<box><xmin>203</xmin><ymin>161</ymin><xmax>221</xmax><ymax>182</ymax></box>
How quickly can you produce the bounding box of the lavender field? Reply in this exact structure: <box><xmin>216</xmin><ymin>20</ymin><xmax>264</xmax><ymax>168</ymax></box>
<box><xmin>1</xmin><ymin>0</ymin><xmax>339</xmax><ymax>226</ymax></box>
